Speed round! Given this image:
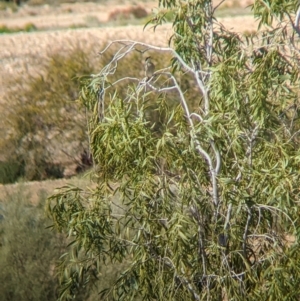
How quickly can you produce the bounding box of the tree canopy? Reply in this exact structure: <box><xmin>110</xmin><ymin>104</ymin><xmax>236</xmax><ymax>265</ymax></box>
<box><xmin>48</xmin><ymin>1</ymin><xmax>300</xmax><ymax>300</ymax></box>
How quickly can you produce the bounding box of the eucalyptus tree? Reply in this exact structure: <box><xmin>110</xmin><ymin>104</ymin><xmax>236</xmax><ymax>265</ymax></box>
<box><xmin>48</xmin><ymin>1</ymin><xmax>300</xmax><ymax>300</ymax></box>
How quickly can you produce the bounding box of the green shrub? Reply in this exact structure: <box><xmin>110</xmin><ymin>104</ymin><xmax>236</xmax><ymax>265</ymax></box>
<box><xmin>0</xmin><ymin>46</ymin><xmax>99</xmax><ymax>181</ymax></box>
<box><xmin>23</xmin><ymin>22</ymin><xmax>37</xmax><ymax>31</ymax></box>
<box><xmin>0</xmin><ymin>159</ymin><xmax>25</xmax><ymax>184</ymax></box>
<box><xmin>0</xmin><ymin>189</ymin><xmax>63</xmax><ymax>301</ymax></box>
<box><xmin>0</xmin><ymin>1</ymin><xmax>18</xmax><ymax>11</ymax></box>
<box><xmin>0</xmin><ymin>25</ymin><xmax>12</xmax><ymax>34</ymax></box>
<box><xmin>0</xmin><ymin>183</ymin><xmax>130</xmax><ymax>301</ymax></box>
<box><xmin>0</xmin><ymin>23</ymin><xmax>37</xmax><ymax>34</ymax></box>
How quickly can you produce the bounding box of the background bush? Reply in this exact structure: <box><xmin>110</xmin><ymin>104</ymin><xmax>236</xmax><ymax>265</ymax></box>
<box><xmin>0</xmin><ymin>46</ymin><xmax>100</xmax><ymax>182</ymax></box>
<box><xmin>0</xmin><ymin>188</ymin><xmax>63</xmax><ymax>301</ymax></box>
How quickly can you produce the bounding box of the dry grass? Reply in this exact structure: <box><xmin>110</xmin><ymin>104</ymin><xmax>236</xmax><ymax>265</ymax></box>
<box><xmin>0</xmin><ymin>0</ymin><xmax>254</xmax><ymax>30</ymax></box>
<box><xmin>0</xmin><ymin>14</ymin><xmax>259</xmax><ymax>101</ymax></box>
<box><xmin>0</xmin><ymin>24</ymin><xmax>172</xmax><ymax>101</ymax></box>
<box><xmin>0</xmin><ymin>176</ymin><xmax>91</xmax><ymax>204</ymax></box>
<box><xmin>0</xmin><ymin>0</ymin><xmax>257</xmax><ymax>100</ymax></box>
<box><xmin>0</xmin><ymin>1</ymin><xmax>154</xmax><ymax>29</ymax></box>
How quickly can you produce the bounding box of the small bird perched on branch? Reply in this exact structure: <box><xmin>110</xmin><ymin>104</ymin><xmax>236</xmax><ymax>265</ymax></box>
<box><xmin>144</xmin><ymin>56</ymin><xmax>155</xmax><ymax>80</ymax></box>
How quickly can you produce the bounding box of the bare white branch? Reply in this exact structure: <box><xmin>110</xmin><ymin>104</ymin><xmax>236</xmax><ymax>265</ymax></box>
<box><xmin>97</xmin><ymin>39</ymin><xmax>220</xmax><ymax>207</ymax></box>
<box><xmin>99</xmin><ymin>39</ymin><xmax>210</xmax><ymax>77</ymax></box>
<box><xmin>295</xmin><ymin>6</ymin><xmax>300</xmax><ymax>36</ymax></box>
<box><xmin>190</xmin><ymin>113</ymin><xmax>204</xmax><ymax>122</ymax></box>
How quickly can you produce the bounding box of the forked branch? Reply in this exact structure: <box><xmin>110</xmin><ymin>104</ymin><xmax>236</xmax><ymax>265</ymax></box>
<box><xmin>97</xmin><ymin>40</ymin><xmax>220</xmax><ymax>207</ymax></box>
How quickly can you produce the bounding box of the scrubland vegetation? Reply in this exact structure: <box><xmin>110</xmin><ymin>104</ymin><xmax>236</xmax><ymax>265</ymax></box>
<box><xmin>0</xmin><ymin>47</ymin><xmax>96</xmax><ymax>182</ymax></box>
<box><xmin>0</xmin><ymin>42</ymin><xmax>181</xmax><ymax>183</ymax></box>
<box><xmin>1</xmin><ymin>0</ymin><xmax>300</xmax><ymax>300</ymax></box>
<box><xmin>0</xmin><ymin>187</ymin><xmax>64</xmax><ymax>301</ymax></box>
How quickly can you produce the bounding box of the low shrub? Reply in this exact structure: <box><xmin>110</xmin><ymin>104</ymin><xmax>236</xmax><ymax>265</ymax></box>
<box><xmin>0</xmin><ymin>46</ymin><xmax>99</xmax><ymax>181</ymax></box>
<box><xmin>0</xmin><ymin>0</ymin><xmax>21</xmax><ymax>9</ymax></box>
<box><xmin>0</xmin><ymin>23</ymin><xmax>37</xmax><ymax>34</ymax></box>
<box><xmin>0</xmin><ymin>189</ymin><xmax>64</xmax><ymax>301</ymax></box>
<box><xmin>108</xmin><ymin>6</ymin><xmax>148</xmax><ymax>21</ymax></box>
<box><xmin>0</xmin><ymin>159</ymin><xmax>25</xmax><ymax>184</ymax></box>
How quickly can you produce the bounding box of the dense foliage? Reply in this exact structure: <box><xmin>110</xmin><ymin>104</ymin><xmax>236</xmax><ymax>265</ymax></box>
<box><xmin>48</xmin><ymin>1</ymin><xmax>300</xmax><ymax>300</ymax></box>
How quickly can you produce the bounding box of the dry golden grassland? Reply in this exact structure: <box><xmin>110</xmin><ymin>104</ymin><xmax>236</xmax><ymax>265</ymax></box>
<box><xmin>0</xmin><ymin>0</ymin><xmax>256</xmax><ymax>99</ymax></box>
<box><xmin>0</xmin><ymin>177</ymin><xmax>91</xmax><ymax>204</ymax></box>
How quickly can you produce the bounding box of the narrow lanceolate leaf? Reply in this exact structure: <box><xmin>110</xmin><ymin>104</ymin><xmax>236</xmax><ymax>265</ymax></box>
<box><xmin>47</xmin><ymin>1</ymin><xmax>300</xmax><ymax>300</ymax></box>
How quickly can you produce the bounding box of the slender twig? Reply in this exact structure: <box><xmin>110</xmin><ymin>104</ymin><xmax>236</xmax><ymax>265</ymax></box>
<box><xmin>207</xmin><ymin>2</ymin><xmax>214</xmax><ymax>67</ymax></box>
<box><xmin>213</xmin><ymin>0</ymin><xmax>227</xmax><ymax>13</ymax></box>
<box><xmin>189</xmin><ymin>113</ymin><xmax>204</xmax><ymax>122</ymax></box>
<box><xmin>295</xmin><ymin>7</ymin><xmax>300</xmax><ymax>36</ymax></box>
<box><xmin>246</xmin><ymin>124</ymin><xmax>259</xmax><ymax>168</ymax></box>
<box><xmin>143</xmin><ymin>230</ymin><xmax>201</xmax><ymax>301</ymax></box>
<box><xmin>190</xmin><ymin>204</ymin><xmax>208</xmax><ymax>277</ymax></box>
<box><xmin>254</xmin><ymin>204</ymin><xmax>296</xmax><ymax>228</ymax></box>
<box><xmin>242</xmin><ymin>206</ymin><xmax>252</xmax><ymax>261</ymax></box>
<box><xmin>194</xmin><ymin>70</ymin><xmax>210</xmax><ymax>114</ymax></box>
<box><xmin>211</xmin><ymin>140</ymin><xmax>221</xmax><ymax>174</ymax></box>
<box><xmin>224</xmin><ymin>203</ymin><xmax>232</xmax><ymax>232</ymax></box>
<box><xmin>99</xmin><ymin>39</ymin><xmax>209</xmax><ymax>76</ymax></box>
